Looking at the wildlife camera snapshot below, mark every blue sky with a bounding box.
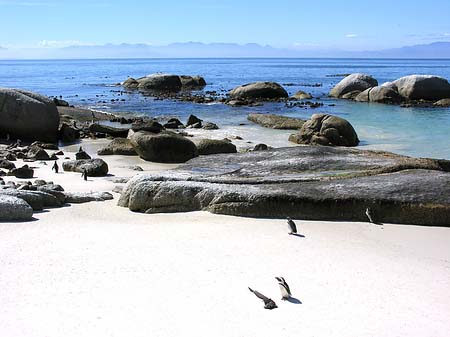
[1,0,450,50]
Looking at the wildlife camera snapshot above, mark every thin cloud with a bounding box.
[345,34,358,38]
[39,40,96,48]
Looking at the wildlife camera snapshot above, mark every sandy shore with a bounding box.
[1,139,450,337]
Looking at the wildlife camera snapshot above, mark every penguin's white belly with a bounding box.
[279,285,290,299]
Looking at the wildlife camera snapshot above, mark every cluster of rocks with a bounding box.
[93,114,235,163]
[118,146,450,226]
[120,75,328,109]
[330,73,450,105]
[0,178,113,221]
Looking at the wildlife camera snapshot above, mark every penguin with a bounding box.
[365,208,374,223]
[248,287,277,310]
[286,216,297,235]
[82,168,88,181]
[275,277,292,300]
[52,161,59,174]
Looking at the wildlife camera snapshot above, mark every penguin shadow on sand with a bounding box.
[289,233,305,238]
[286,296,302,304]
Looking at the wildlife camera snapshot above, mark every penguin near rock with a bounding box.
[275,277,292,300]
[365,208,374,223]
[286,216,297,235]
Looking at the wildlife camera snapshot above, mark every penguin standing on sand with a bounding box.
[275,277,292,300]
[82,168,88,181]
[52,161,59,174]
[286,216,297,235]
[365,208,374,223]
[248,287,277,310]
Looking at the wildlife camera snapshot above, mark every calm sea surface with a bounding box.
[1,58,450,159]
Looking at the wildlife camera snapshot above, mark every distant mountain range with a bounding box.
[1,41,450,59]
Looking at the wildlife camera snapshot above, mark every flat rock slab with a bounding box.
[119,146,450,226]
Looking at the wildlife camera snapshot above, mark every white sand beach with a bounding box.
[1,140,450,337]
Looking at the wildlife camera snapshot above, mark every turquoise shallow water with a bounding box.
[0,58,449,159]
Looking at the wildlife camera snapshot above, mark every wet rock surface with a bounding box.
[118,146,450,226]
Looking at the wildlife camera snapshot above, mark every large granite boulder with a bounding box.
[0,195,33,221]
[97,138,137,156]
[229,82,288,100]
[393,75,450,101]
[137,74,182,91]
[62,158,109,176]
[118,146,450,226]
[355,86,403,104]
[290,114,359,147]
[329,74,378,98]
[195,139,237,155]
[59,123,80,143]
[179,75,206,88]
[123,78,139,89]
[0,88,60,142]
[248,113,306,130]
[130,131,198,163]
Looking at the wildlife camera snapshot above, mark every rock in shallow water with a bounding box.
[329,73,378,98]
[248,113,306,130]
[118,146,450,226]
[393,75,450,101]
[229,82,288,100]
[290,114,359,147]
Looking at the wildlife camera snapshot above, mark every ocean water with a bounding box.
[1,58,450,159]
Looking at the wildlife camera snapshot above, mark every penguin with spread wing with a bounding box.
[248,287,278,310]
